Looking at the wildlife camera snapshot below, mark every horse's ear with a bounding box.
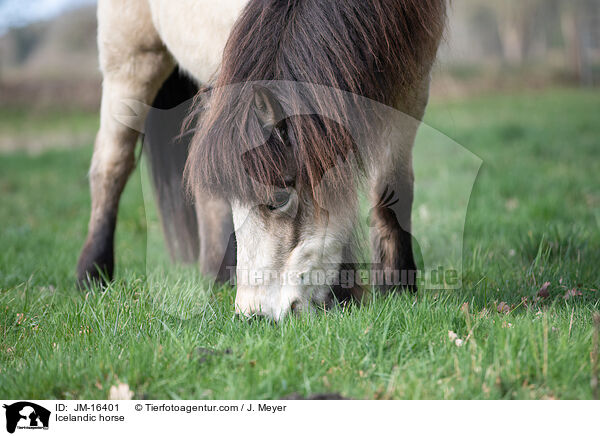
[252,85,284,129]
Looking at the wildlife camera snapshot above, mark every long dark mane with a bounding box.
[186,0,446,209]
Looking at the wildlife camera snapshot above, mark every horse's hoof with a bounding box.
[76,269,110,290]
[76,242,114,289]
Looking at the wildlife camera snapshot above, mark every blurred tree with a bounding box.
[560,0,600,85]
[468,0,545,64]
[459,0,599,84]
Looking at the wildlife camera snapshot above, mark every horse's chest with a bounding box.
[148,0,248,84]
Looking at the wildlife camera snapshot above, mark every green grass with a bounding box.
[1,88,599,399]
[0,107,99,154]
[0,107,98,136]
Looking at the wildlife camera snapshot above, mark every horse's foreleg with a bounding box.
[77,53,174,286]
[369,166,417,293]
[195,193,237,283]
[369,78,431,293]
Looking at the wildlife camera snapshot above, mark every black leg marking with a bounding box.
[76,214,116,288]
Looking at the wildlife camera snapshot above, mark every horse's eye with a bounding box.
[267,190,291,211]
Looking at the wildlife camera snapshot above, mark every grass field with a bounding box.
[1,88,599,400]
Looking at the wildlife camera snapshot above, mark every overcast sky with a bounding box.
[0,0,96,34]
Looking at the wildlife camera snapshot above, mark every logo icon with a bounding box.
[3,402,50,434]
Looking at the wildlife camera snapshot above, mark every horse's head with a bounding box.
[181,0,446,320]
[187,85,363,320]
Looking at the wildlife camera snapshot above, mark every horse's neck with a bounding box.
[147,0,248,84]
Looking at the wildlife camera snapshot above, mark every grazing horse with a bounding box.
[77,0,446,320]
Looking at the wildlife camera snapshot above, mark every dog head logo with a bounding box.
[3,402,50,434]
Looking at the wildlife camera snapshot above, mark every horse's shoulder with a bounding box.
[148,0,248,82]
[97,0,248,83]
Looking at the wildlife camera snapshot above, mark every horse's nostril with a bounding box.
[290,300,301,314]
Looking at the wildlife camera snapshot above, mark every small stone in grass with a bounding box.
[448,331,464,347]
[108,382,133,400]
